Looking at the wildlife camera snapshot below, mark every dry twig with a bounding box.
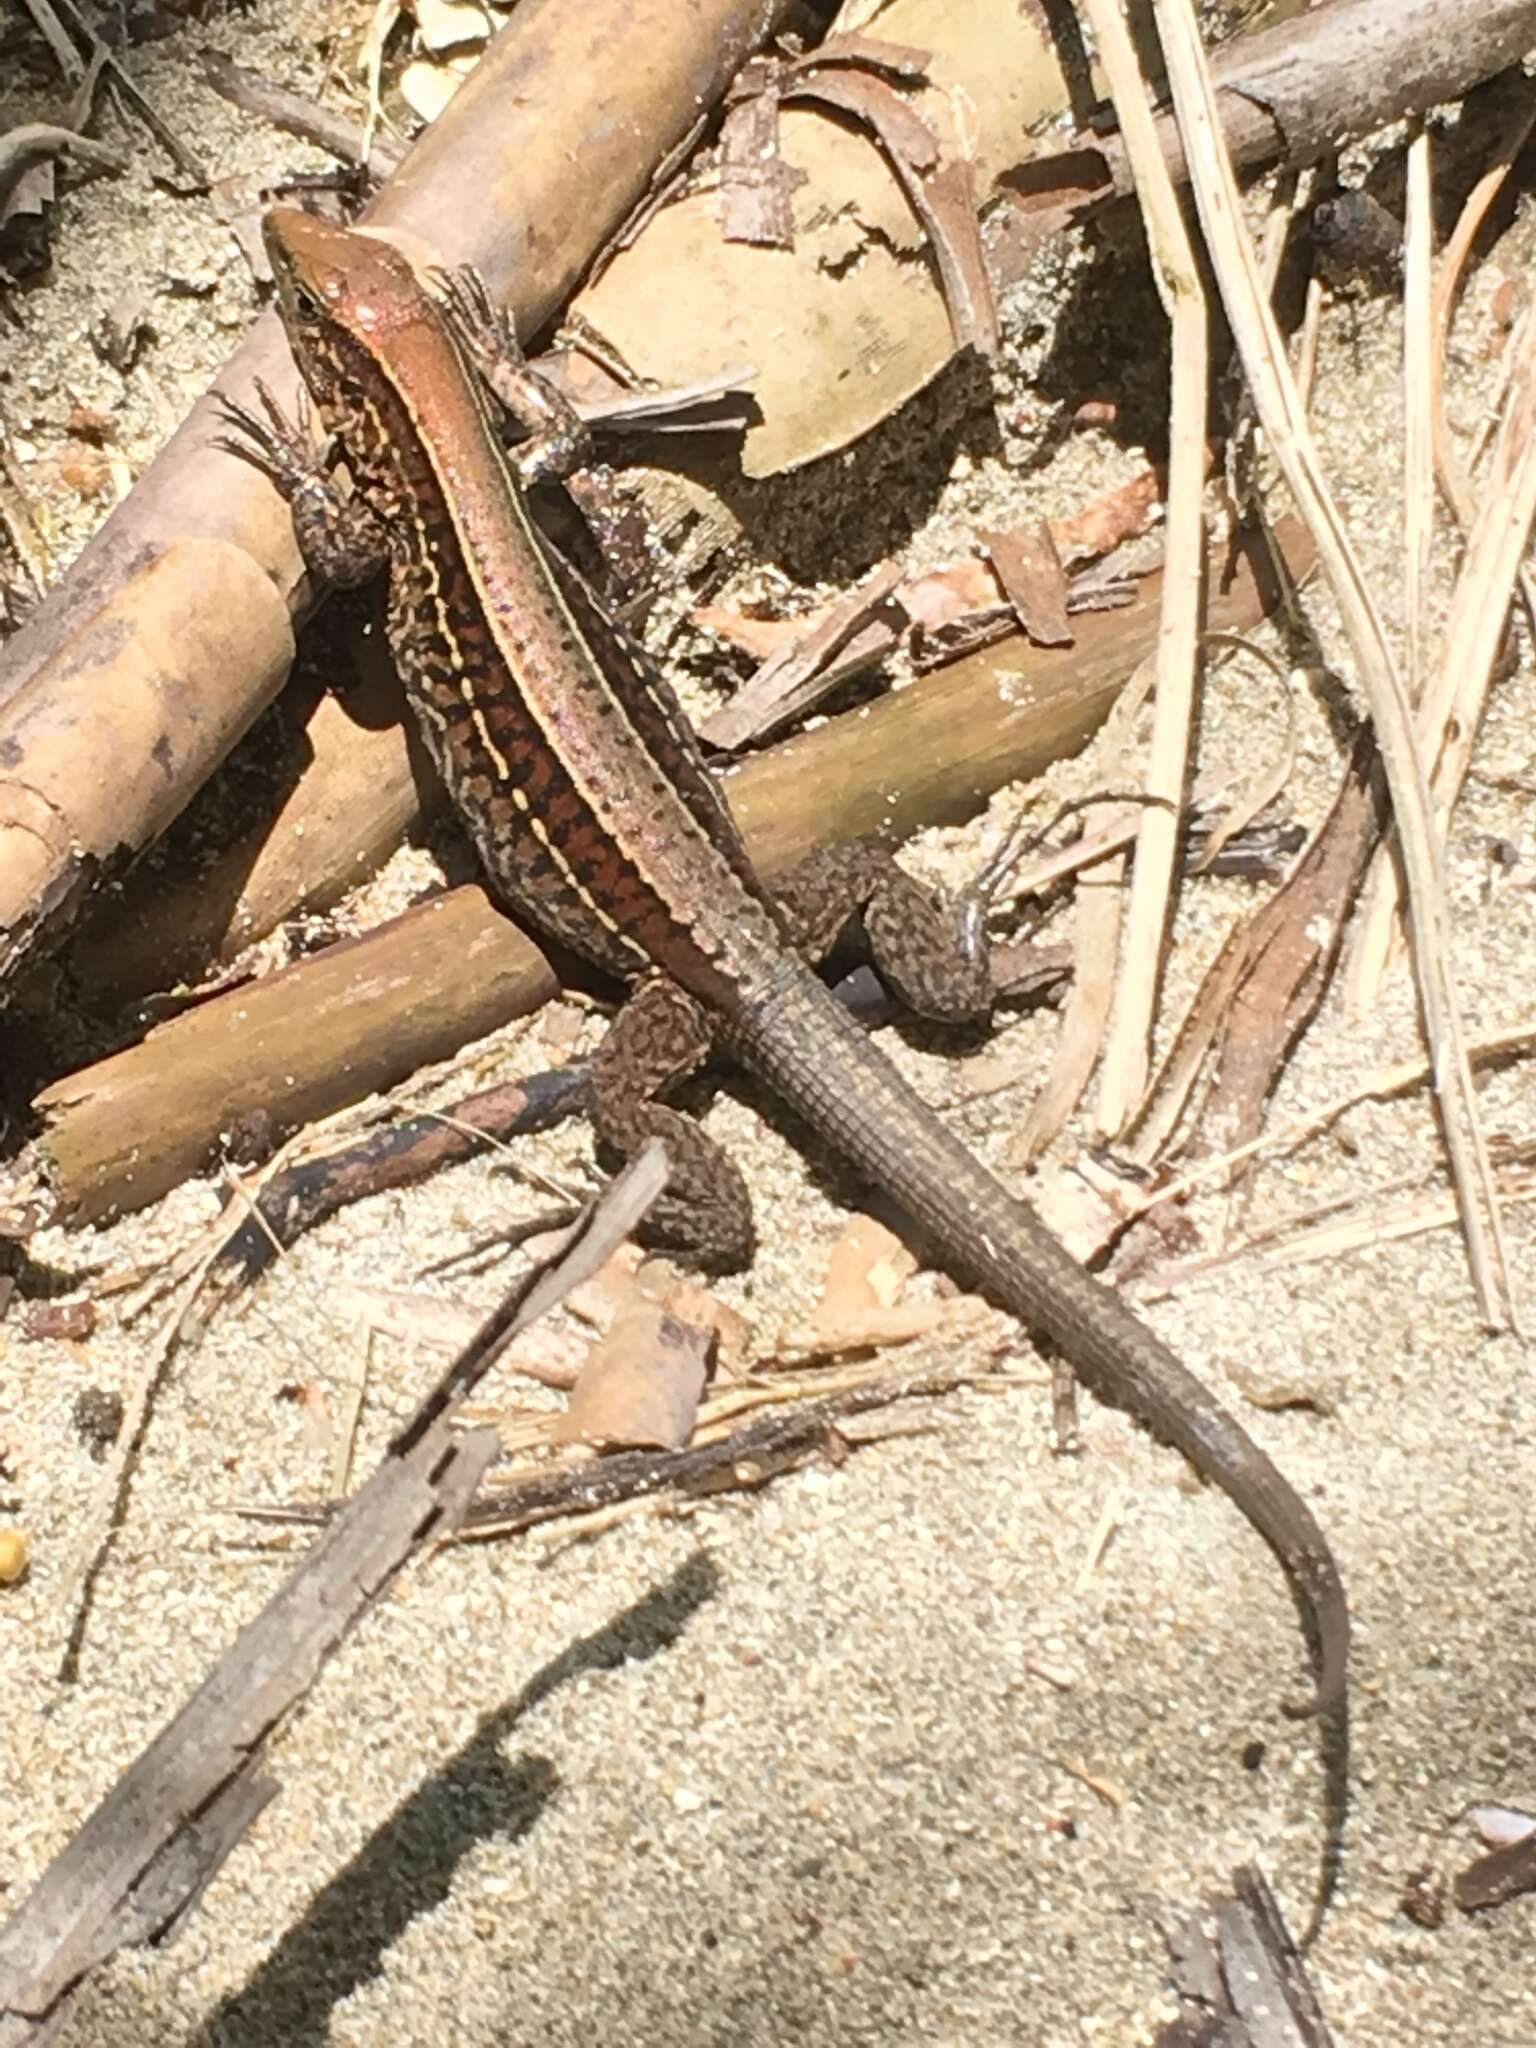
[1076,0,1208,1136]
[1351,276,1536,1011]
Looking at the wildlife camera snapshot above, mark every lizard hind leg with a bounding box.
[590,975,755,1266]
[773,838,994,1023]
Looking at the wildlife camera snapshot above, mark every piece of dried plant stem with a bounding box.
[1153,1152,1536,1294]
[1127,1012,1536,1227]
[1429,91,1536,574]
[1015,662,1153,1162]
[1353,295,1536,1011]
[1075,0,1208,1135]
[1151,0,1515,1330]
[1294,268,1325,410]
[1346,128,1440,1007]
[1350,100,1536,1004]
[1403,130,1435,698]
[1337,130,1435,1006]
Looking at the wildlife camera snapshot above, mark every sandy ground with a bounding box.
[3,8,1535,2045]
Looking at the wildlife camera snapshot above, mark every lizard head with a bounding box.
[262,206,436,417]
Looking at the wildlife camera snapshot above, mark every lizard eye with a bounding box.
[290,284,321,325]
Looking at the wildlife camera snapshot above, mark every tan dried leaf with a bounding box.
[555,1301,712,1451]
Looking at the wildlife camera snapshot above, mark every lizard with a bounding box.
[218,205,1350,1936]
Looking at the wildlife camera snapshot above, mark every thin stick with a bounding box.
[1125,1013,1536,1227]
[1402,129,1435,705]
[333,1322,374,1500]
[1353,238,1536,1007]
[1151,0,1514,1329]
[15,0,80,79]
[1078,0,1208,1135]
[1345,126,1444,1010]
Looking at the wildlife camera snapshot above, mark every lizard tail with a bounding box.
[727,961,1349,1940]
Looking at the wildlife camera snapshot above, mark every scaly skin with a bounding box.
[235,206,1349,1936]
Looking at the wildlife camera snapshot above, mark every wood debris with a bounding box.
[1159,1865,1336,2046]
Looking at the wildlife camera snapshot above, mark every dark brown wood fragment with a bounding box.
[982,521,1072,648]
[20,1298,95,1341]
[1455,1829,1536,1913]
[699,562,905,749]
[1172,730,1390,1175]
[241,1351,982,1545]
[177,1063,590,1344]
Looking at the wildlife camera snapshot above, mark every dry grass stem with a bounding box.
[1429,92,1536,579]
[357,0,401,162]
[1149,1147,1536,1294]
[1256,172,1296,296]
[1189,633,1298,870]
[1351,292,1536,1011]
[1118,915,1247,1168]
[1294,267,1325,409]
[332,1321,374,1499]
[1334,129,1435,1008]
[1151,0,1514,1329]
[1015,660,1152,1162]
[1124,1013,1536,1226]
[1402,130,1436,697]
[53,1241,235,1675]
[1053,1757,1128,1808]
[1074,1483,1128,1590]
[1077,0,1208,1137]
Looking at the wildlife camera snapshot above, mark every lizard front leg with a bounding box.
[590,975,755,1266]
[431,265,592,484]
[213,379,390,589]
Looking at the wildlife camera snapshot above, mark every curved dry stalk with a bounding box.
[1150,0,1516,1330]
[1190,632,1299,871]
[1074,0,1208,1137]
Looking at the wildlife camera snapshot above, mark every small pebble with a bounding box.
[0,1528,29,1585]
